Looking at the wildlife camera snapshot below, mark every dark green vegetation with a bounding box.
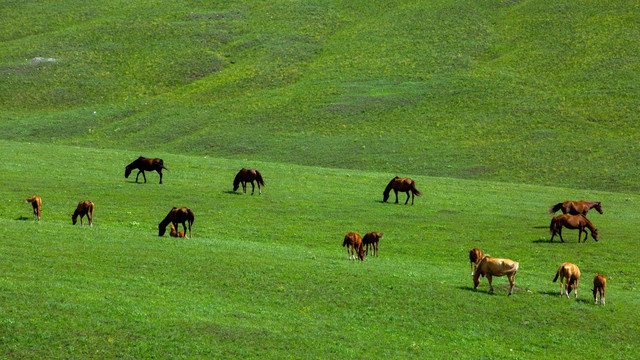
[1,0,639,358]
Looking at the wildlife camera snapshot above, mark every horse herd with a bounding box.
[466,200,607,305]
[24,157,608,304]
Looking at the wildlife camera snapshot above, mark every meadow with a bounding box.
[1,0,640,358]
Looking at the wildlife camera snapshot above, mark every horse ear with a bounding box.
[379,232,384,238]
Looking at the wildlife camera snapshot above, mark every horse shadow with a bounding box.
[532,238,559,244]
[223,190,243,196]
[15,216,31,221]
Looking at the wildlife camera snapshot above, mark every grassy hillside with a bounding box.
[1,141,639,358]
[1,0,639,192]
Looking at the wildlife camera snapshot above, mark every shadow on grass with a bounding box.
[532,238,562,244]
[223,190,242,196]
[15,216,31,221]
[532,226,548,229]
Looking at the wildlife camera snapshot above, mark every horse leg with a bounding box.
[135,170,142,183]
[394,190,399,204]
[374,242,378,257]
[158,169,163,184]
[487,275,494,294]
[250,181,255,195]
[405,191,410,205]
[558,228,565,243]
[242,181,247,194]
[258,182,262,195]
[508,274,515,296]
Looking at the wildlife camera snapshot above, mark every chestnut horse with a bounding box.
[25,195,42,221]
[159,207,194,238]
[382,176,422,205]
[473,256,519,296]
[170,224,186,238]
[342,232,365,261]
[233,168,265,195]
[592,274,607,306]
[549,214,598,243]
[549,200,602,216]
[125,157,168,184]
[362,232,384,257]
[469,247,483,275]
[553,262,581,298]
[72,200,94,226]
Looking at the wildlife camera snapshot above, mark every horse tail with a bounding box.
[549,216,558,235]
[553,267,561,282]
[548,203,563,215]
[187,208,195,238]
[342,234,350,247]
[255,170,265,187]
[410,181,423,197]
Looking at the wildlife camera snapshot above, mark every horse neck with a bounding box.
[383,179,395,195]
[159,213,173,227]
[581,216,595,230]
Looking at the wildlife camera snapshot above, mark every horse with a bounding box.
[592,274,607,306]
[362,232,384,257]
[469,247,483,276]
[342,232,365,261]
[159,207,194,238]
[473,256,519,296]
[548,200,603,216]
[549,214,598,243]
[72,200,94,227]
[382,176,422,205]
[25,195,42,221]
[553,262,581,298]
[125,157,168,184]
[233,168,265,195]
[170,224,186,238]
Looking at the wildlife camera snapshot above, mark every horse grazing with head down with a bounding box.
[549,214,598,243]
[592,274,607,306]
[342,232,365,261]
[125,157,168,184]
[362,232,384,257]
[233,168,265,195]
[25,195,42,221]
[469,247,483,276]
[170,224,186,238]
[382,176,422,205]
[72,200,94,227]
[159,207,194,238]
[553,262,581,298]
[548,200,602,216]
[473,256,519,296]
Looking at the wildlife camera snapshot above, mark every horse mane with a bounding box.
[383,177,399,195]
[159,207,177,227]
[233,170,244,191]
[548,202,563,214]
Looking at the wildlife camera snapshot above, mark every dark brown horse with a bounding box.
[159,207,194,238]
[549,214,598,243]
[25,195,42,221]
[233,168,265,195]
[362,232,384,257]
[549,200,602,216]
[72,200,94,227]
[125,157,168,184]
[382,176,422,205]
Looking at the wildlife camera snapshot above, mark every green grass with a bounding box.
[0,141,638,358]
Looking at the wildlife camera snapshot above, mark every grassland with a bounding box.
[2,0,640,358]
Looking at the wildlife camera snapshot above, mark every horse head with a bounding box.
[72,213,78,225]
[158,223,167,236]
[595,202,603,214]
[382,191,390,202]
[592,228,599,241]
[125,166,132,178]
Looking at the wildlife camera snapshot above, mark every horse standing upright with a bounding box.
[125,157,168,184]
[592,274,607,306]
[549,200,603,216]
[382,176,422,205]
[72,200,95,227]
[233,168,265,195]
[159,207,194,238]
[549,214,598,243]
[473,256,519,296]
[362,232,384,257]
[553,262,581,298]
[25,195,42,221]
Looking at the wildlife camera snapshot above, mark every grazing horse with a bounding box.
[342,232,365,261]
[170,224,186,238]
[473,256,519,296]
[233,168,265,195]
[469,247,483,276]
[382,176,422,205]
[592,274,607,306]
[125,157,168,184]
[362,232,384,257]
[72,200,94,227]
[549,214,598,243]
[159,207,194,238]
[25,195,42,221]
[553,262,581,298]
[548,200,603,216]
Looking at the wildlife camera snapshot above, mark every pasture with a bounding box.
[1,141,638,358]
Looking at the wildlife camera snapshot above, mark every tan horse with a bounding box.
[342,232,365,261]
[549,200,602,216]
[469,247,483,275]
[382,176,422,205]
[170,224,186,238]
[549,214,598,243]
[25,195,42,221]
[72,200,95,226]
[592,274,607,306]
[473,256,519,296]
[553,262,581,298]
[362,232,384,257]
